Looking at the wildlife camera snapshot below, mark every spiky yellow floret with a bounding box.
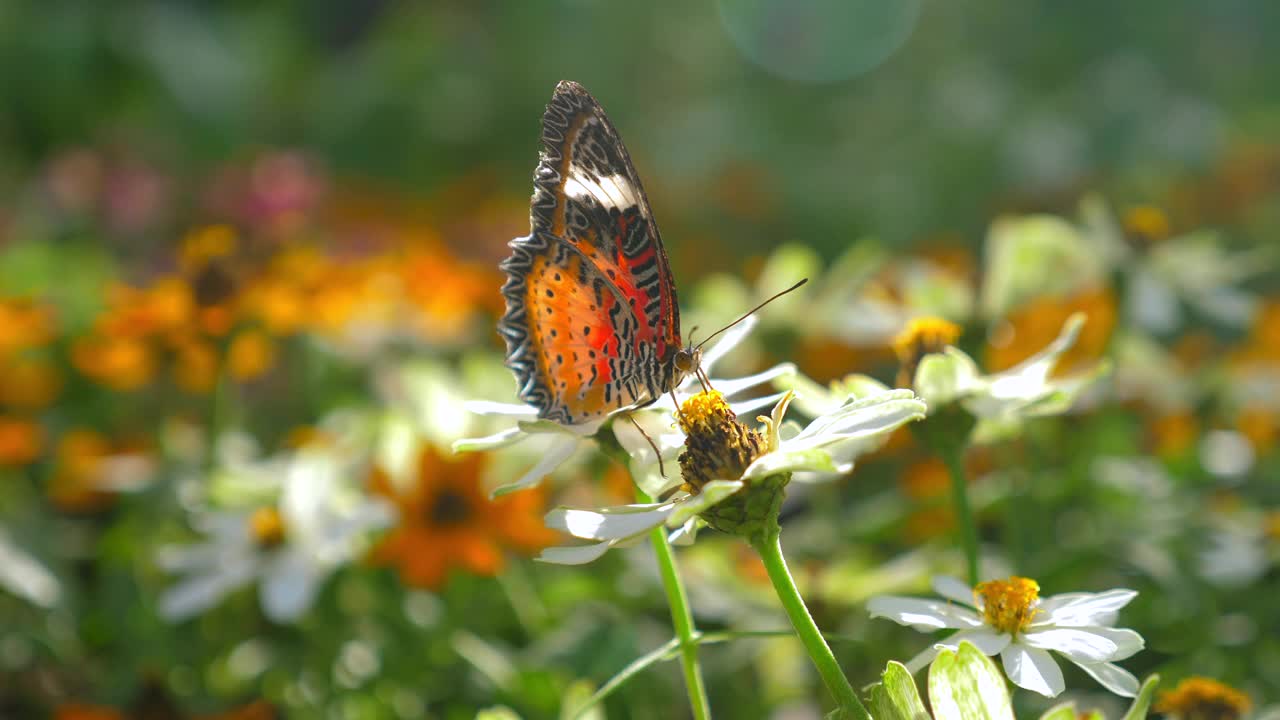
[975,576,1041,635]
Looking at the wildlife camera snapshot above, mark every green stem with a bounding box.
[941,447,980,586]
[752,531,870,720]
[637,488,712,720]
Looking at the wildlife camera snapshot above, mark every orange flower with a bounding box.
[243,276,308,335]
[0,416,44,466]
[0,355,63,409]
[100,278,194,338]
[228,329,276,381]
[0,299,58,355]
[72,334,156,391]
[49,430,153,513]
[170,335,220,394]
[1148,412,1199,460]
[1155,676,1250,720]
[369,446,558,588]
[179,224,238,275]
[986,287,1116,374]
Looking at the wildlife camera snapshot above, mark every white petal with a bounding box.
[464,400,538,417]
[158,557,257,621]
[1031,626,1144,662]
[452,426,526,453]
[1020,627,1121,663]
[537,541,613,565]
[0,530,60,608]
[261,551,323,622]
[933,628,1011,657]
[1000,643,1065,697]
[866,596,984,631]
[491,435,580,496]
[905,644,943,673]
[1065,659,1140,697]
[666,481,744,527]
[729,390,792,418]
[545,504,672,541]
[667,518,700,546]
[1036,589,1137,627]
[932,576,976,608]
[713,364,795,400]
[697,315,758,372]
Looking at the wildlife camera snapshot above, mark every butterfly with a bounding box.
[498,81,702,426]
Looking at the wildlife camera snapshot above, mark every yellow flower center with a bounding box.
[892,316,962,388]
[1123,204,1171,244]
[249,507,287,548]
[1155,676,1251,720]
[676,391,765,494]
[974,576,1041,635]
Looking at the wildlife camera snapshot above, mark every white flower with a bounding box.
[0,526,60,608]
[538,388,926,564]
[868,575,1144,698]
[453,315,792,496]
[911,314,1107,441]
[158,449,393,622]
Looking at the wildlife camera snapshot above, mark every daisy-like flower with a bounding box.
[157,448,392,622]
[539,387,926,563]
[867,575,1144,698]
[898,313,1107,442]
[368,445,558,588]
[1154,676,1252,720]
[453,315,793,496]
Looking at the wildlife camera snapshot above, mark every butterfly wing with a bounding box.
[500,81,682,425]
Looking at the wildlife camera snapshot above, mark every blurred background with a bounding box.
[1,1,1278,718]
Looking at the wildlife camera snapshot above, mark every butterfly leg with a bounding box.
[626,413,667,478]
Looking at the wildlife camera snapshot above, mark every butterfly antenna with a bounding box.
[693,278,809,352]
[627,413,667,479]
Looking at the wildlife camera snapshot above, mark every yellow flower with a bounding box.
[1155,676,1251,720]
[369,445,558,588]
[0,416,44,467]
[243,276,308,335]
[179,224,239,275]
[893,316,963,388]
[228,329,276,381]
[1123,204,1172,244]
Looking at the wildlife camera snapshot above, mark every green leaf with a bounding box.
[927,641,1014,720]
[1120,674,1160,720]
[1037,703,1079,720]
[476,706,523,720]
[869,661,932,720]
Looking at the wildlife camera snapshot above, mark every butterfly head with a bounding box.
[672,344,702,380]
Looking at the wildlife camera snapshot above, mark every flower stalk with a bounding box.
[752,528,870,720]
[641,486,712,720]
[940,445,979,587]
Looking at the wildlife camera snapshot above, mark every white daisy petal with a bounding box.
[698,315,757,371]
[932,576,977,607]
[866,596,985,631]
[1000,643,1065,697]
[666,481,744,528]
[1036,589,1138,627]
[1020,627,1122,663]
[537,541,614,565]
[544,505,673,541]
[905,644,945,673]
[1066,659,1140,698]
[491,435,580,496]
[261,551,323,623]
[452,426,526,453]
[463,400,539,417]
[712,364,796,399]
[933,627,1011,657]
